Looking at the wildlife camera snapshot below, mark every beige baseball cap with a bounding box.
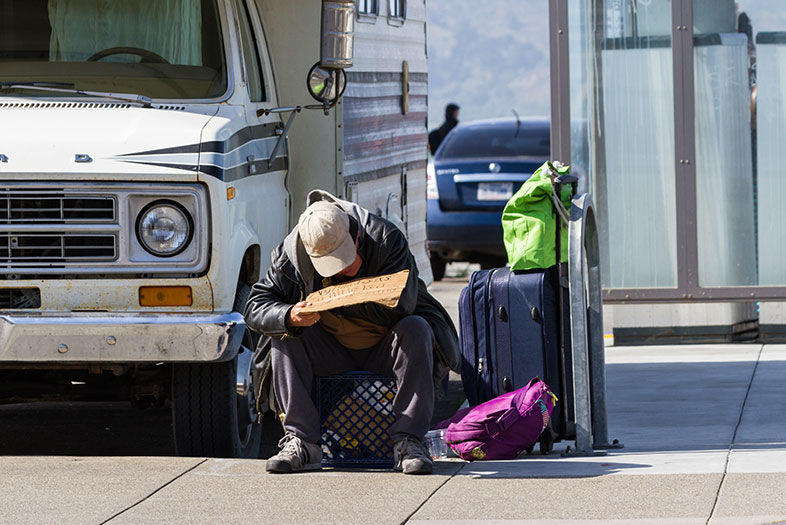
[297,201,357,277]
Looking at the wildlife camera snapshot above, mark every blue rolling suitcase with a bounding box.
[458,266,574,443]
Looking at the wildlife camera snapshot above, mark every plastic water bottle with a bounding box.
[424,429,449,459]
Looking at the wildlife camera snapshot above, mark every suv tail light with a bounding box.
[426,163,439,200]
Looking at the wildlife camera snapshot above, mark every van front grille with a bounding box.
[0,233,116,266]
[0,191,115,224]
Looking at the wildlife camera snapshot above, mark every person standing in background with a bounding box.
[428,103,460,154]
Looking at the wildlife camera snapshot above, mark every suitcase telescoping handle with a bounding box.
[547,161,577,435]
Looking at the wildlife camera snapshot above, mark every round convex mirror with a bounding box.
[306,62,347,106]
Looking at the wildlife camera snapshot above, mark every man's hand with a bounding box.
[287,301,321,327]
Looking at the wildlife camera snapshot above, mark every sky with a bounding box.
[426,1,551,130]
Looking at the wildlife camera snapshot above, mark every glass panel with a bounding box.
[756,11,786,285]
[571,0,678,288]
[692,0,757,286]
[389,0,405,19]
[0,0,227,100]
[235,0,264,102]
[721,1,786,286]
[692,0,786,287]
[357,0,378,15]
[568,1,592,198]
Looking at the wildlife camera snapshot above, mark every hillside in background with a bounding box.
[426,0,550,130]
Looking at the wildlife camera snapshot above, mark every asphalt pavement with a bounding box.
[2,272,786,524]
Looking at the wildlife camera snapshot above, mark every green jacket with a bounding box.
[502,162,572,270]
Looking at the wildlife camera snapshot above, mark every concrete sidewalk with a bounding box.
[2,344,786,524]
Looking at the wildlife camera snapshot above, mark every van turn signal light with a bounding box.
[139,286,193,307]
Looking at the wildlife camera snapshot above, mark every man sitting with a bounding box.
[244,190,459,475]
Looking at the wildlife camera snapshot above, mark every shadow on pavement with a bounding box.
[456,459,650,478]
[0,401,175,456]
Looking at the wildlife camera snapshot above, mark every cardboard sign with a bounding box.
[298,270,410,313]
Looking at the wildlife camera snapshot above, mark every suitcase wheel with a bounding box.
[539,423,555,455]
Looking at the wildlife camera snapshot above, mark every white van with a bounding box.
[0,0,429,458]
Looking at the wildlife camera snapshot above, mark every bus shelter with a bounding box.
[549,0,786,341]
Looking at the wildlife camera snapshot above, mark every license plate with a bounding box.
[477,182,513,201]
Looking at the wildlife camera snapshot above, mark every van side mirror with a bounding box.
[308,1,353,108]
[307,63,347,106]
[320,0,355,69]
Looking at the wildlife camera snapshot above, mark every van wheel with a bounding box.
[171,284,262,458]
[430,253,446,281]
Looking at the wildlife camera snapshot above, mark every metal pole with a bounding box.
[568,195,593,455]
[267,109,300,169]
[587,204,609,447]
[549,0,573,443]
[549,0,571,164]
[568,194,622,454]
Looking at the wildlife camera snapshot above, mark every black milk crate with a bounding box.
[315,372,397,468]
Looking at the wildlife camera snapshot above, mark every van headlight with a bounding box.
[136,201,193,257]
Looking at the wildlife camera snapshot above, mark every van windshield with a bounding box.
[0,0,227,100]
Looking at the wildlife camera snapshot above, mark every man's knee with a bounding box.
[391,316,434,364]
[393,315,433,341]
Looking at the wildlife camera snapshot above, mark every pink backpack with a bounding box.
[438,378,557,460]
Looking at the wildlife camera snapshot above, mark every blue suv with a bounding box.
[427,117,550,280]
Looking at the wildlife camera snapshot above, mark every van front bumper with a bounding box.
[0,313,245,363]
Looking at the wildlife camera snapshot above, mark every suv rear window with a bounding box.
[438,124,550,159]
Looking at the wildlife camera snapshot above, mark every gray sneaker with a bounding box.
[393,435,433,475]
[266,433,322,473]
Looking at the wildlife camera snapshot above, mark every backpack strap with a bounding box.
[483,407,520,438]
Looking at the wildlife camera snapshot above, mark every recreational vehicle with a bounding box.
[0,0,428,458]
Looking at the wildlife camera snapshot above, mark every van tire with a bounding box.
[171,284,262,458]
[430,253,446,281]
